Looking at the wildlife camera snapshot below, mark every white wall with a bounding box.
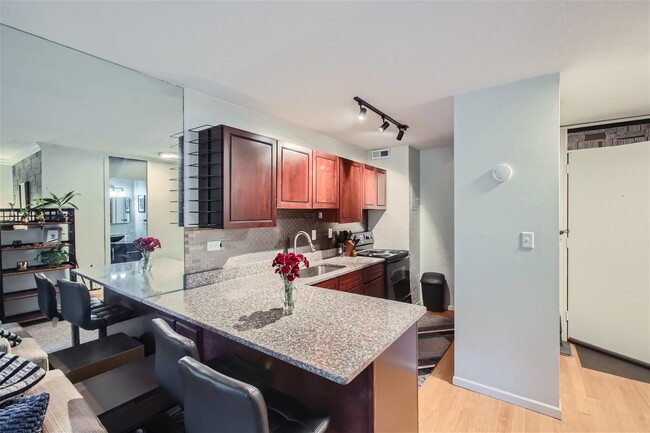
[40,144,106,268]
[420,146,455,308]
[147,160,184,261]
[453,74,561,417]
[0,163,13,206]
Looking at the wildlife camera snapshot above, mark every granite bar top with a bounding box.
[72,258,185,301]
[144,256,426,385]
[74,256,426,385]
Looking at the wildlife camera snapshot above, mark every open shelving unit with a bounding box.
[0,208,77,323]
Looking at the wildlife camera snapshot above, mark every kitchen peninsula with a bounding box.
[73,256,425,432]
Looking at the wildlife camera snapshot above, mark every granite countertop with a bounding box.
[143,256,426,385]
[72,258,185,301]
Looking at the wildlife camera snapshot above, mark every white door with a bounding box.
[567,141,650,364]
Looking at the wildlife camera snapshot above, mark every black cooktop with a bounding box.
[356,249,409,260]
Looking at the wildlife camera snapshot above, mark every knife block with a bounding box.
[344,240,357,257]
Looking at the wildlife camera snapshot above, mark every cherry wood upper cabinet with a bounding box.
[376,168,387,208]
[197,125,276,229]
[338,158,363,223]
[277,142,312,209]
[312,151,339,209]
[363,165,378,209]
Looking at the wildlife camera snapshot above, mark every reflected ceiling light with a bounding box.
[353,96,408,141]
[159,152,180,160]
[358,105,367,120]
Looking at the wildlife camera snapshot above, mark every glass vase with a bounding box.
[283,279,295,314]
[141,252,152,272]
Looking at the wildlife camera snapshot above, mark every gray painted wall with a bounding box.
[453,74,561,417]
[420,146,454,308]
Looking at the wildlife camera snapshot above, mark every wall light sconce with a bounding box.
[492,164,513,182]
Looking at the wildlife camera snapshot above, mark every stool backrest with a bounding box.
[151,318,200,406]
[178,356,269,433]
[57,279,92,328]
[34,273,59,320]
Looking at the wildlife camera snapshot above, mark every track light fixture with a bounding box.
[353,96,408,141]
[358,104,367,120]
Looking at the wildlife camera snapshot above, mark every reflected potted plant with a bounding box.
[41,190,80,221]
[35,245,69,268]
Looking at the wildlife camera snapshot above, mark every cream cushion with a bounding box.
[26,369,107,433]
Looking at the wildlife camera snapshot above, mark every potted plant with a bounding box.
[19,204,31,223]
[35,245,69,268]
[133,237,161,271]
[41,190,80,221]
[31,198,46,222]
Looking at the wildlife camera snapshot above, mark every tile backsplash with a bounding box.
[184,209,366,274]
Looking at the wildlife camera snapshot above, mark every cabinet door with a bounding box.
[339,269,364,292]
[314,277,339,291]
[277,142,312,209]
[175,320,202,354]
[313,151,339,209]
[338,159,363,223]
[223,126,277,228]
[376,169,387,208]
[363,165,378,209]
[364,277,385,298]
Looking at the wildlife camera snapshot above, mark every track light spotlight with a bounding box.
[358,105,367,120]
[353,96,408,139]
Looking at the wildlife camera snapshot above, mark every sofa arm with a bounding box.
[0,337,11,353]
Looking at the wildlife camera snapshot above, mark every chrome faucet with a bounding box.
[293,231,316,254]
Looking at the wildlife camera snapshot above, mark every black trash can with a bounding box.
[421,272,445,312]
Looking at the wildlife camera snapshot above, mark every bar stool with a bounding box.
[179,356,330,433]
[151,318,267,408]
[34,273,103,322]
[57,279,133,346]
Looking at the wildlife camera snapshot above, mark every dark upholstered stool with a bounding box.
[58,279,133,346]
[151,318,266,408]
[34,273,103,321]
[179,356,330,433]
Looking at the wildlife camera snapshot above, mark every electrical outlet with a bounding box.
[207,241,223,251]
[311,230,317,241]
[328,228,333,239]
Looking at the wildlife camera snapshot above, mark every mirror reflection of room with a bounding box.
[109,157,148,263]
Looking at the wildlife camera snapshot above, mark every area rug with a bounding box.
[575,344,650,384]
[417,313,454,387]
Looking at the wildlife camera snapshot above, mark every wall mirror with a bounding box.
[0,24,184,274]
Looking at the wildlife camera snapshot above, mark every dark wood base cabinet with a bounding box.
[315,263,385,298]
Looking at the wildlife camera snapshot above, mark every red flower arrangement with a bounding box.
[133,237,162,253]
[272,252,309,282]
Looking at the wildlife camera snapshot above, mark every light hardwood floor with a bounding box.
[418,343,650,432]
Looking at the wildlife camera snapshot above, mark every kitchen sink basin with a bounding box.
[301,264,345,278]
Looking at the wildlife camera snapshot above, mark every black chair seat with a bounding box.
[261,386,330,433]
[88,303,133,330]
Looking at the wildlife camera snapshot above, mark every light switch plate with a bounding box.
[520,232,534,249]
[311,230,317,241]
[207,240,223,251]
[328,228,333,239]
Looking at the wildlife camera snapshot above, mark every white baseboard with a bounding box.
[447,304,455,311]
[452,376,561,419]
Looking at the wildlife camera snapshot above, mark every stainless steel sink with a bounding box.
[301,264,345,278]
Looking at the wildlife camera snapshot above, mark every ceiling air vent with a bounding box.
[371,148,390,160]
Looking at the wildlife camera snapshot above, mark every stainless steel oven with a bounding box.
[353,231,412,303]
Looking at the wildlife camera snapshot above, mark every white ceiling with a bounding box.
[1,1,648,150]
